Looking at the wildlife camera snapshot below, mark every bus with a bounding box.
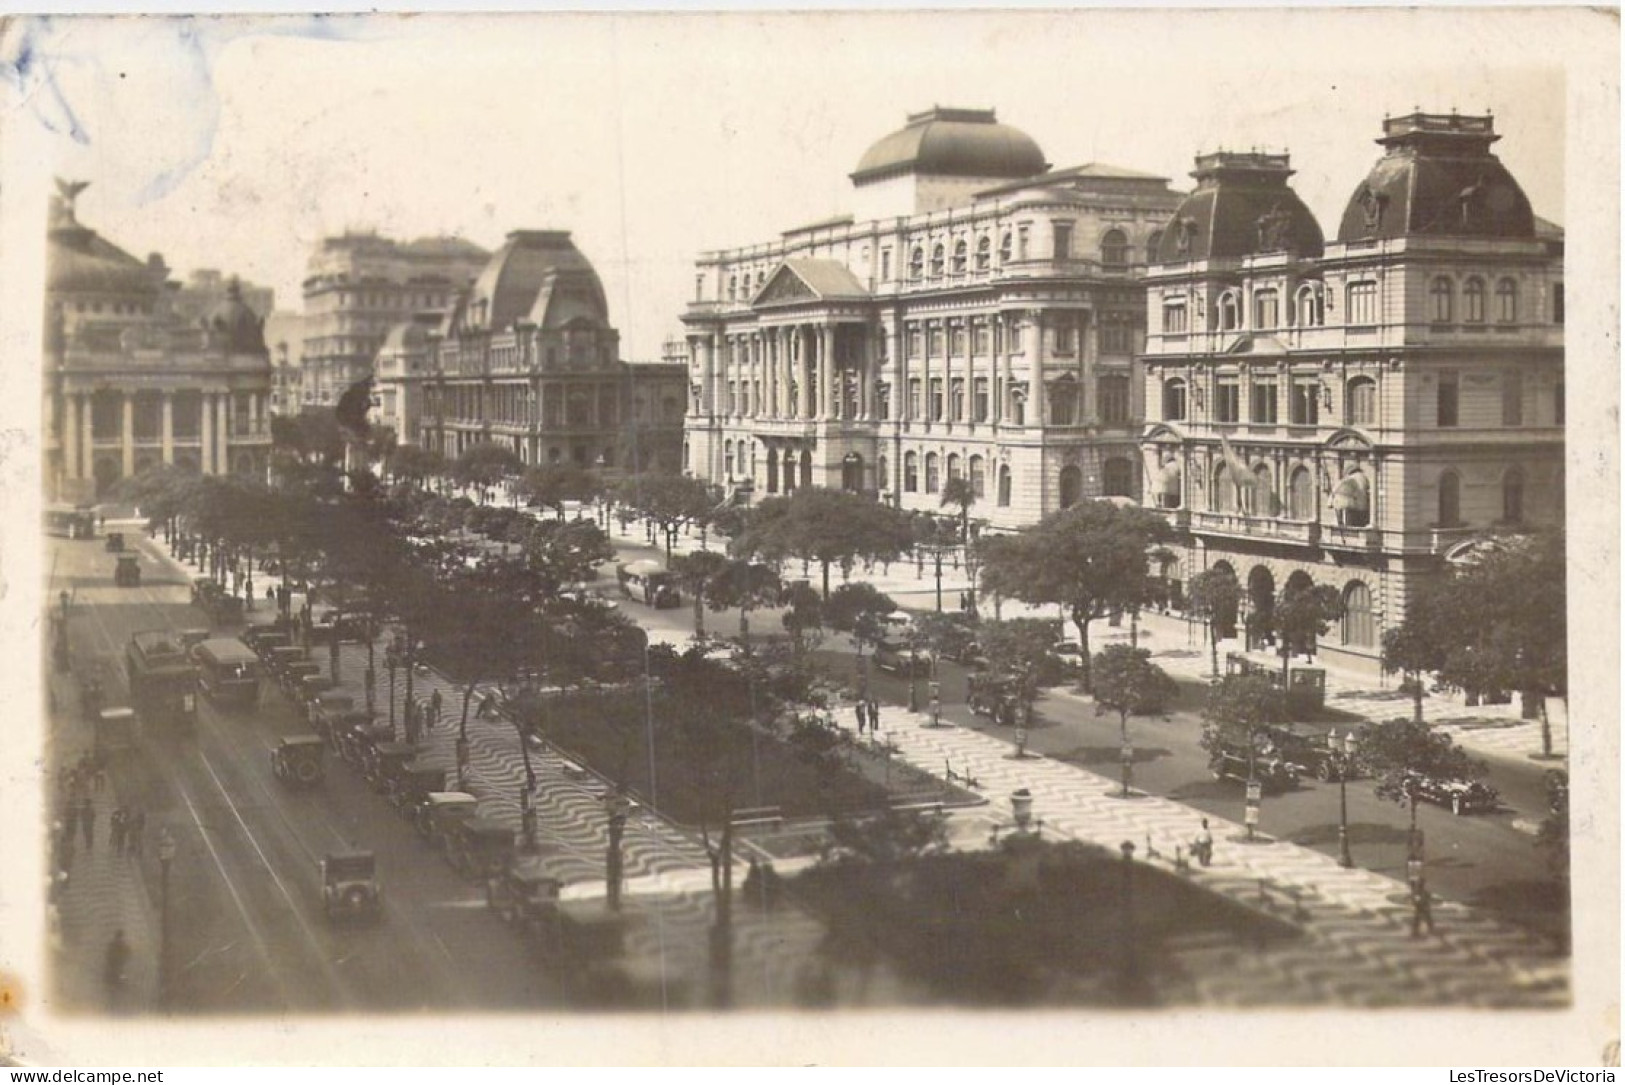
[126,630,199,730]
[45,504,97,540]
[615,560,681,609]
[193,637,262,709]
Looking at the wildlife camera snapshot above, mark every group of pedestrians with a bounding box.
[854,697,883,737]
[406,688,444,732]
[53,753,146,868]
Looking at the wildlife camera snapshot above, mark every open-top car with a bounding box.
[418,791,479,844]
[446,816,516,880]
[320,851,382,923]
[271,734,326,788]
[1405,771,1500,816]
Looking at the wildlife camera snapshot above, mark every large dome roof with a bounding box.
[47,213,164,298]
[1336,112,1535,242]
[463,230,609,333]
[202,279,267,355]
[851,107,1048,185]
[1155,152,1324,264]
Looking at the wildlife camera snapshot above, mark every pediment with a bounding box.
[754,265,818,305]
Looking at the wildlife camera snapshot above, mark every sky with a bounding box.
[0,10,1589,361]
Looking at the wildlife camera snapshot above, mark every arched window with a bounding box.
[904,452,919,493]
[1288,466,1315,520]
[1342,581,1374,647]
[756,271,765,292]
[925,452,941,494]
[1334,471,1370,528]
[909,247,925,280]
[1346,377,1377,426]
[969,455,986,498]
[975,236,991,271]
[1101,229,1129,267]
[997,464,1012,507]
[952,240,968,274]
[1438,470,1461,526]
[1496,278,1519,323]
[1163,378,1187,421]
[1294,283,1324,327]
[1103,457,1134,497]
[1146,231,1163,264]
[947,453,962,481]
[1212,463,1236,513]
[1430,277,1454,323]
[1059,465,1083,508]
[1250,462,1275,516]
[1218,291,1240,331]
[1463,277,1486,323]
[1502,467,1525,523]
[999,232,1014,264]
[930,244,946,278]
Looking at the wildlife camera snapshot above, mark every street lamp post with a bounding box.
[157,828,177,1010]
[1333,750,1354,868]
[386,649,398,736]
[605,792,631,912]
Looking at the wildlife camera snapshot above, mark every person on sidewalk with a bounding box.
[868,700,881,732]
[1195,818,1214,867]
[1411,879,1437,937]
[79,796,95,852]
[855,700,868,735]
[430,688,443,724]
[110,807,127,856]
[128,807,146,858]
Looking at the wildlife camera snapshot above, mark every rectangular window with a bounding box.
[1055,325,1075,354]
[972,324,989,355]
[1162,302,1188,334]
[909,378,923,420]
[928,327,943,356]
[880,248,892,281]
[1100,322,1131,354]
[1254,290,1279,330]
[1251,380,1279,424]
[973,377,990,423]
[1010,321,1024,352]
[929,378,945,422]
[1502,370,1523,426]
[1017,225,1030,260]
[1289,380,1320,426]
[950,326,966,356]
[1437,370,1459,427]
[950,378,966,421]
[1053,223,1073,261]
[1346,281,1379,326]
[907,328,922,359]
[1098,375,1130,424]
[1214,378,1240,423]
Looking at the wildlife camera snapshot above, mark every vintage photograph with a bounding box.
[0,7,1617,1067]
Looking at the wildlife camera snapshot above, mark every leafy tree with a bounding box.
[705,559,783,647]
[615,473,715,565]
[939,476,976,545]
[1268,582,1344,686]
[742,489,913,600]
[1381,600,1447,724]
[977,501,1171,693]
[1199,674,1285,759]
[824,582,897,656]
[387,444,446,491]
[780,580,825,654]
[1186,566,1241,678]
[271,409,346,469]
[452,442,522,504]
[515,461,598,520]
[1091,644,1178,739]
[1537,769,1569,886]
[1356,717,1488,836]
[976,618,1057,726]
[670,549,733,637]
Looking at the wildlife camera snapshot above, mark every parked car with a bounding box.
[1207,738,1301,793]
[967,672,1022,725]
[446,817,517,881]
[320,851,382,923]
[418,791,480,844]
[1264,724,1368,782]
[1404,771,1500,816]
[873,637,930,676]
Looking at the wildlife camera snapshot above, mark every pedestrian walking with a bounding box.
[92,763,107,794]
[855,699,868,735]
[110,807,128,856]
[79,796,95,852]
[1411,880,1436,937]
[430,688,442,723]
[868,699,881,731]
[1195,818,1214,867]
[127,807,146,858]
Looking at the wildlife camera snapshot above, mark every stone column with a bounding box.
[249,390,260,435]
[64,394,80,480]
[120,394,135,479]
[1030,312,1045,427]
[161,393,175,466]
[820,325,835,421]
[217,393,230,473]
[201,393,214,475]
[80,395,94,483]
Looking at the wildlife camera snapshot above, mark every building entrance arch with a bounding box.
[1059,465,1083,508]
[1247,565,1276,649]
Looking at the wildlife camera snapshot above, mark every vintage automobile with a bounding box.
[366,741,419,793]
[418,791,480,843]
[486,857,565,925]
[271,734,326,788]
[93,706,139,758]
[295,674,338,718]
[342,720,397,771]
[967,672,1022,725]
[279,660,324,698]
[445,816,516,880]
[113,555,142,588]
[389,761,448,816]
[1405,771,1500,816]
[873,637,930,676]
[308,692,359,741]
[320,851,382,923]
[1207,738,1301,793]
[265,645,308,682]
[243,628,291,661]
[1264,724,1368,782]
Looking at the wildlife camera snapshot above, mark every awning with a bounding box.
[1331,472,1370,512]
[1157,463,1183,496]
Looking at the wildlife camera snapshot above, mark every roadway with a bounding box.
[50,531,561,1013]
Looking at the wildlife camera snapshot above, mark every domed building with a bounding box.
[376,229,686,471]
[682,107,1183,525]
[1138,112,1563,673]
[44,182,275,500]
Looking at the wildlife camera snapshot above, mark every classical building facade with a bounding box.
[1139,113,1564,672]
[44,184,275,502]
[299,231,488,408]
[377,229,685,470]
[681,107,1184,528]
